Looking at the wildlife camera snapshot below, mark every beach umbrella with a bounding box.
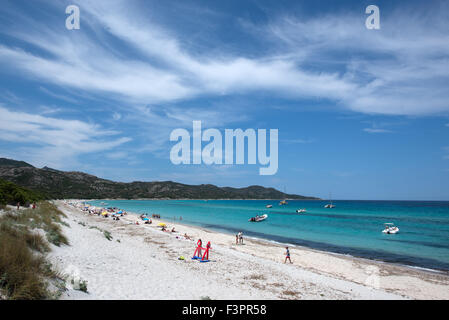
[118,210,123,214]
[158,222,166,227]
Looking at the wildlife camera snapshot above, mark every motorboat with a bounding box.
[382,223,399,234]
[296,209,306,213]
[249,214,268,222]
[266,204,273,208]
[279,200,287,205]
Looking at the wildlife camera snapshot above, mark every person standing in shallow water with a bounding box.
[284,246,292,264]
[235,234,239,245]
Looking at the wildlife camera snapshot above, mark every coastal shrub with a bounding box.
[24,231,50,253]
[103,230,112,241]
[0,201,69,299]
[46,228,68,247]
[0,223,49,299]
[5,202,69,247]
[0,222,49,253]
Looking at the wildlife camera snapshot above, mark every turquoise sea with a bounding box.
[87,199,449,272]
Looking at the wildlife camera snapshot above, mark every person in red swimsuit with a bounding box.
[284,246,292,264]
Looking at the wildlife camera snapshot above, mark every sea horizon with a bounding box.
[83,198,449,202]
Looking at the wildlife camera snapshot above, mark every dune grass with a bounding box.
[0,201,68,299]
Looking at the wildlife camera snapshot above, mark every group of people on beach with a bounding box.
[139,214,153,224]
[15,202,36,210]
[234,230,292,263]
[72,201,293,264]
[161,225,177,233]
[235,232,244,245]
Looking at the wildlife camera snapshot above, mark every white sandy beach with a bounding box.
[50,200,449,300]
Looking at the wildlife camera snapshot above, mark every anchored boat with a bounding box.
[382,223,399,234]
[324,192,335,208]
[249,214,268,222]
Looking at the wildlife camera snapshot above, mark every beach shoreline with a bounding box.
[51,200,449,300]
[86,199,449,275]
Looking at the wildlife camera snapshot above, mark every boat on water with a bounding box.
[249,214,268,222]
[279,186,288,205]
[266,204,273,208]
[296,209,306,213]
[382,223,399,234]
[324,192,335,208]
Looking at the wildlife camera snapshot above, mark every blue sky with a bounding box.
[0,0,448,200]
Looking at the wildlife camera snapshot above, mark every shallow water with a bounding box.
[87,199,449,272]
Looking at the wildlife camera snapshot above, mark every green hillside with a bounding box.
[0,158,320,200]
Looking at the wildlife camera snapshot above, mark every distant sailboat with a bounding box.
[279,186,288,205]
[324,193,335,208]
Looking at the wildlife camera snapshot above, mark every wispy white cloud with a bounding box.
[261,6,449,115]
[105,151,128,160]
[0,0,356,109]
[363,128,392,134]
[112,112,122,121]
[0,0,447,173]
[362,119,403,134]
[39,86,79,104]
[1,90,24,105]
[1,0,446,119]
[38,105,63,115]
[0,105,131,168]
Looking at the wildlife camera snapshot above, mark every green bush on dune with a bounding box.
[0,201,69,299]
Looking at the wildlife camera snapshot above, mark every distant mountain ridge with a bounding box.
[0,158,320,200]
